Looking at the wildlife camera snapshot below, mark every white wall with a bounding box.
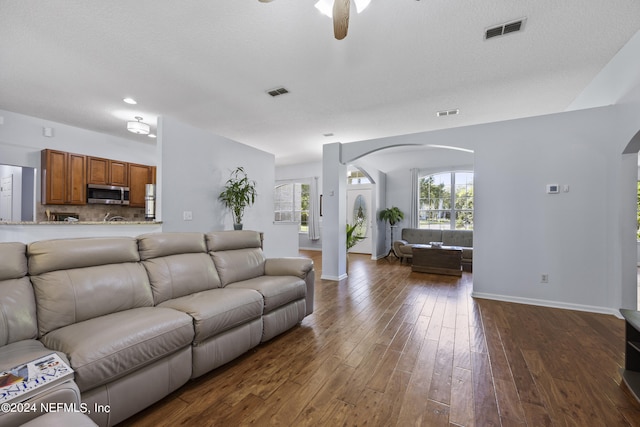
[368,168,387,259]
[472,106,638,315]
[158,116,297,257]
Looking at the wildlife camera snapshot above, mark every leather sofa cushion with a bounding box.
[401,228,442,244]
[442,229,473,248]
[40,307,194,392]
[0,277,38,346]
[28,237,140,276]
[143,253,222,305]
[0,242,27,280]
[137,232,207,260]
[159,288,263,344]
[210,248,266,286]
[227,276,306,314]
[31,263,153,336]
[206,230,262,252]
[0,242,37,345]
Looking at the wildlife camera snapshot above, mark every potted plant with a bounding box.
[346,221,366,251]
[379,206,404,257]
[218,166,257,230]
[346,221,366,273]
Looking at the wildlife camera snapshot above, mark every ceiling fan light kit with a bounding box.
[260,0,370,40]
[314,0,370,17]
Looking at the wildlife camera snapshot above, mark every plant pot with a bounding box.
[233,223,243,230]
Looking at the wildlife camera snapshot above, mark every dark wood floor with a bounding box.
[121,252,640,426]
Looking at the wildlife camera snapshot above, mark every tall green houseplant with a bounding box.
[218,166,257,230]
[379,206,404,257]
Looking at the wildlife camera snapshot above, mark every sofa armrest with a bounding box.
[265,257,313,278]
[392,239,411,257]
[265,258,315,316]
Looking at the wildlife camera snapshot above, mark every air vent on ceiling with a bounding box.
[436,109,459,117]
[485,18,526,40]
[267,87,289,97]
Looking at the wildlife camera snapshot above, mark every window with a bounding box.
[348,170,371,185]
[418,171,473,230]
[274,182,310,232]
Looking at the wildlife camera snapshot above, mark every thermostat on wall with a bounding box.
[546,184,559,194]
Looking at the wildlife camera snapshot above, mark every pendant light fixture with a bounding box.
[127,116,150,135]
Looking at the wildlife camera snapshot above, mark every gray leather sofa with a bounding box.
[393,228,473,271]
[0,231,314,427]
[0,242,82,427]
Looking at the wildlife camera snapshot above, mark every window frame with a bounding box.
[273,179,311,233]
[418,170,474,230]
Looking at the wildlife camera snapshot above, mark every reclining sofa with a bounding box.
[393,228,473,271]
[0,231,314,427]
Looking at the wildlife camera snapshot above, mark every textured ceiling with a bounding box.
[1,1,640,166]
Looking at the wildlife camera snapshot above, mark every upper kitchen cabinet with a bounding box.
[128,163,156,207]
[87,157,128,186]
[41,149,86,205]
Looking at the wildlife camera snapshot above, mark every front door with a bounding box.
[347,186,373,254]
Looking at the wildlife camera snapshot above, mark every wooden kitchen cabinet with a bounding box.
[128,163,156,207]
[87,157,128,186]
[41,149,86,205]
[110,161,128,186]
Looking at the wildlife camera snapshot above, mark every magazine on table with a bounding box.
[0,353,74,404]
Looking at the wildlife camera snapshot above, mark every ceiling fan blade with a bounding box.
[333,0,350,40]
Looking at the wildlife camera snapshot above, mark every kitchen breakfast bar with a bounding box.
[0,221,162,243]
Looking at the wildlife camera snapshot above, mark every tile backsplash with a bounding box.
[38,204,146,222]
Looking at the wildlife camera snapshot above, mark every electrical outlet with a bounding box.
[183,211,193,221]
[541,274,549,283]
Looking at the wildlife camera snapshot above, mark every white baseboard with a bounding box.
[321,273,348,281]
[470,292,623,319]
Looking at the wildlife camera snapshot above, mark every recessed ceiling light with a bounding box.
[148,134,157,139]
[123,98,137,105]
[323,133,334,137]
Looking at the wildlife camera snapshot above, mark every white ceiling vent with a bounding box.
[485,18,526,40]
[436,109,459,117]
[267,87,289,97]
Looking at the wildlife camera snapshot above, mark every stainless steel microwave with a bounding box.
[87,184,130,205]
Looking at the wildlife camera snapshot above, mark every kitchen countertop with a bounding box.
[0,221,162,225]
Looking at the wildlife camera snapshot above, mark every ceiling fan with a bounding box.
[258,0,370,40]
